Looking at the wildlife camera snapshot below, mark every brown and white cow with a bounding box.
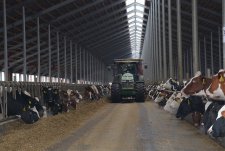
[206,69,225,101]
[179,71,212,127]
[205,70,225,136]
[182,71,212,97]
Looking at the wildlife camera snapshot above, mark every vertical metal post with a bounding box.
[223,0,225,68]
[75,44,77,84]
[150,1,154,82]
[87,52,89,83]
[156,0,162,81]
[204,36,207,75]
[64,37,67,83]
[211,32,214,74]
[218,27,222,69]
[199,40,201,71]
[168,0,173,78]
[177,0,183,81]
[79,47,82,82]
[155,0,159,81]
[57,32,60,83]
[152,0,156,81]
[88,53,90,83]
[37,17,40,82]
[89,54,92,83]
[83,49,85,83]
[95,58,98,83]
[3,0,8,81]
[162,0,167,80]
[157,0,162,81]
[183,51,186,79]
[48,25,52,83]
[192,0,199,74]
[91,55,93,84]
[23,7,27,82]
[70,40,73,83]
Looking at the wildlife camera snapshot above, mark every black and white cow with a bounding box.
[176,95,205,126]
[0,90,43,124]
[42,86,63,115]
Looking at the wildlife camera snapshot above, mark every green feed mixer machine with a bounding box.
[111,59,145,103]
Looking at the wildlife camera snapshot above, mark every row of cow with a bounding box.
[0,84,110,124]
[147,70,225,138]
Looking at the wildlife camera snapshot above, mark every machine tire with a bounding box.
[135,83,145,102]
[111,83,121,103]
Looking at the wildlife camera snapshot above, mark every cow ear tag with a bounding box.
[219,75,224,82]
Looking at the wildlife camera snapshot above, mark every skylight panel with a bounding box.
[126,0,135,5]
[126,0,146,58]
[136,22,143,27]
[136,12,143,18]
[136,0,145,5]
[127,5,135,12]
[136,5,144,12]
[127,12,135,18]
[128,18,135,23]
[136,17,143,23]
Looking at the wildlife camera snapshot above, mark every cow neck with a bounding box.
[195,77,212,97]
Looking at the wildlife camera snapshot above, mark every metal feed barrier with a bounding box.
[0,81,88,121]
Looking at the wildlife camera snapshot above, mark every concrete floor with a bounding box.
[48,101,225,151]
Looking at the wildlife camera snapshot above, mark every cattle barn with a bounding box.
[0,0,225,150]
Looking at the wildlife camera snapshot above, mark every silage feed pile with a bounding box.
[0,98,108,151]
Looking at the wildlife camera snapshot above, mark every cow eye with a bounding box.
[192,80,196,83]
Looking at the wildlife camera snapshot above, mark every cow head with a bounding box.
[181,71,211,97]
[163,78,173,90]
[206,70,225,101]
[163,78,182,91]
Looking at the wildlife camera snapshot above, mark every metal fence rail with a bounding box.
[0,81,88,120]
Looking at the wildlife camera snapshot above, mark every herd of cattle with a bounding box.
[0,84,110,124]
[147,70,225,138]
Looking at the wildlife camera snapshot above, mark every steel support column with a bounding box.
[155,0,159,81]
[177,0,183,81]
[57,32,60,83]
[151,1,154,82]
[75,44,77,83]
[211,32,214,74]
[158,0,162,81]
[70,40,73,83]
[3,0,8,81]
[204,37,207,75]
[23,7,27,82]
[168,0,173,78]
[152,0,156,81]
[48,25,52,83]
[199,40,201,71]
[218,27,222,69]
[37,17,40,82]
[64,37,67,83]
[223,0,225,68]
[79,47,82,82]
[92,55,94,84]
[83,49,85,83]
[89,54,91,83]
[162,0,167,81]
[192,0,199,74]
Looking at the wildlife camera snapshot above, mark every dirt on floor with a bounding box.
[0,98,108,151]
